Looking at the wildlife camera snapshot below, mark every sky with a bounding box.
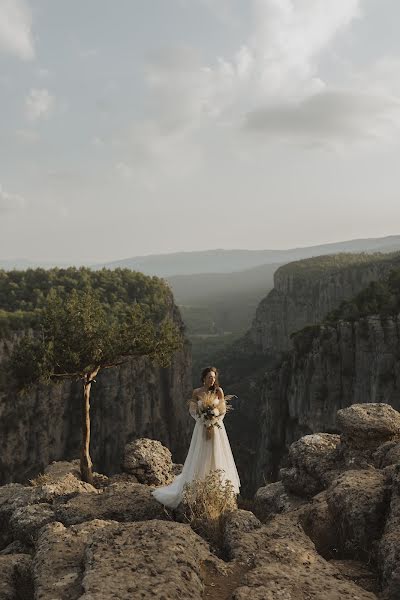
[1,0,400,263]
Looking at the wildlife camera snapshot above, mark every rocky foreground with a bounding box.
[1,403,400,599]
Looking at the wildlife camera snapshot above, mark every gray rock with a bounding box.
[226,511,377,600]
[374,441,400,469]
[106,472,139,485]
[0,540,32,556]
[280,433,342,497]
[336,405,400,471]
[337,403,400,440]
[122,437,174,485]
[55,481,170,525]
[326,469,389,561]
[222,509,262,562]
[80,520,212,600]
[0,484,42,549]
[378,468,400,594]
[33,519,115,600]
[0,554,32,600]
[254,481,305,521]
[297,490,339,559]
[10,503,56,545]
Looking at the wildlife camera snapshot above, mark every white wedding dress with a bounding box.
[151,397,241,509]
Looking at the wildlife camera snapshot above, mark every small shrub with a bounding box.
[182,469,237,552]
[28,472,51,486]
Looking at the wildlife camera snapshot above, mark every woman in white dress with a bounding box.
[151,366,241,509]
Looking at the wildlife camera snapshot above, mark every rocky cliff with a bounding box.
[1,402,400,599]
[252,313,400,490]
[0,314,193,485]
[250,252,400,353]
[221,252,400,496]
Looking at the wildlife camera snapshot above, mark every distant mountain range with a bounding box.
[2,234,400,276]
[94,234,400,276]
[0,259,91,270]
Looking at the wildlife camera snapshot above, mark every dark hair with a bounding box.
[201,366,219,387]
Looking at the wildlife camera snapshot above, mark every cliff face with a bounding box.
[250,253,400,353]
[252,314,400,491]
[0,321,193,485]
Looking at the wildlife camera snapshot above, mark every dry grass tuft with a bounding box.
[182,469,238,553]
[28,472,51,487]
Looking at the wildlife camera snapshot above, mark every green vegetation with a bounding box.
[290,267,400,357]
[278,251,400,281]
[0,266,171,315]
[325,268,400,323]
[169,262,277,336]
[0,267,174,336]
[182,469,237,553]
[190,332,243,382]
[2,267,183,484]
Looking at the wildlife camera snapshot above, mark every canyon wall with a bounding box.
[250,253,400,353]
[0,317,193,484]
[251,314,400,492]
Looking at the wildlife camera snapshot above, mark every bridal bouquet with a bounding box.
[196,391,236,439]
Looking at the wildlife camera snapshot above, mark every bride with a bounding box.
[151,366,241,509]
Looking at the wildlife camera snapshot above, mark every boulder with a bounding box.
[107,472,139,485]
[373,441,400,469]
[279,433,341,497]
[122,438,174,485]
[336,404,400,468]
[0,554,32,600]
[297,490,339,559]
[80,520,212,599]
[326,469,389,561]
[223,509,262,561]
[254,481,305,521]
[0,461,101,552]
[225,511,377,600]
[33,520,115,600]
[10,503,56,545]
[55,481,170,526]
[34,518,215,600]
[337,403,400,440]
[378,468,400,595]
[319,559,379,594]
[0,484,43,549]
[0,540,32,556]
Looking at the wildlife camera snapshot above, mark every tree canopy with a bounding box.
[0,266,175,336]
[325,268,400,323]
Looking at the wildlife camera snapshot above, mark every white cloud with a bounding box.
[0,184,25,213]
[144,0,364,130]
[15,128,40,143]
[115,161,134,180]
[0,0,34,60]
[107,0,400,201]
[25,88,55,121]
[244,89,400,146]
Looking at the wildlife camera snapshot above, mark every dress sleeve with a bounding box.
[216,398,227,422]
[189,392,199,421]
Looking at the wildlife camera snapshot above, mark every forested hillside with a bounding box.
[0,267,175,336]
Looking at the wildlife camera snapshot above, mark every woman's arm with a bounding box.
[189,389,199,420]
[216,387,226,418]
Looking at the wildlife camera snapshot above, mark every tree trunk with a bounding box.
[80,367,100,485]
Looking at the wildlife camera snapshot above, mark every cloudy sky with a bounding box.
[1,0,400,263]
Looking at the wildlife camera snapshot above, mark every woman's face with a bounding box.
[204,370,216,387]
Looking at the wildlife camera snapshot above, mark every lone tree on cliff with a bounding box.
[10,287,183,484]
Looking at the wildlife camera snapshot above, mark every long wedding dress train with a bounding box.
[151,404,241,509]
